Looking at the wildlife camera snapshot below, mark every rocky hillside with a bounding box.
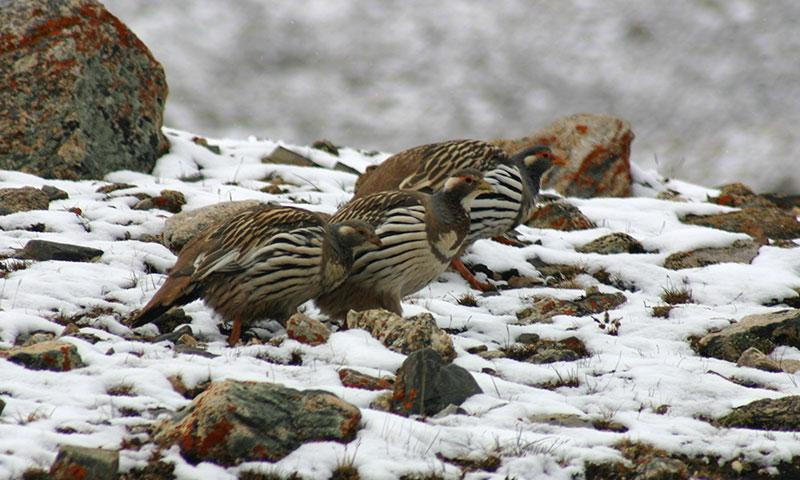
[1,127,800,479]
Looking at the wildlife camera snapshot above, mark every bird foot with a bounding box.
[492,235,525,247]
[451,258,495,292]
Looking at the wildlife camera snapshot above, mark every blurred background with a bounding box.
[105,0,800,193]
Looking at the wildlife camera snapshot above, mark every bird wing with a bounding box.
[355,140,506,196]
[331,190,425,226]
[194,205,325,277]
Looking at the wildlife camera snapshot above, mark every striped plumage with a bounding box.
[356,139,555,243]
[129,205,380,345]
[316,170,493,320]
[354,140,557,290]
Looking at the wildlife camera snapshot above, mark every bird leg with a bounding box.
[228,317,242,347]
[492,234,525,247]
[451,257,494,292]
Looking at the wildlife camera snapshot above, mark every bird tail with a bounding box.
[128,274,198,328]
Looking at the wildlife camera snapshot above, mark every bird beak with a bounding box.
[550,152,568,166]
[477,178,494,193]
[368,234,383,247]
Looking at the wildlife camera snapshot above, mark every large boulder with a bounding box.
[0,0,168,180]
[696,309,800,362]
[346,309,456,362]
[153,380,361,466]
[491,113,634,198]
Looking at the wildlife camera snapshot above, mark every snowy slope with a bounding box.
[1,129,800,479]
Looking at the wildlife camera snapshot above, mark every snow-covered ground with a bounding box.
[1,129,800,479]
[104,0,800,194]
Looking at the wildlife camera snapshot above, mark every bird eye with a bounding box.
[464,176,474,184]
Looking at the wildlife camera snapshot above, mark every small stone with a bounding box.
[465,345,488,354]
[18,239,104,262]
[153,379,361,465]
[507,275,543,288]
[191,136,221,154]
[176,334,198,348]
[778,359,800,374]
[717,395,800,431]
[133,189,185,213]
[286,313,331,346]
[696,309,800,362]
[262,146,315,167]
[61,323,80,338]
[634,456,687,480]
[162,200,261,252]
[577,232,645,254]
[664,239,759,270]
[49,445,119,480]
[0,187,50,215]
[96,183,137,194]
[710,183,776,209]
[338,368,393,390]
[736,347,782,372]
[346,309,455,362]
[22,332,56,347]
[312,139,340,156]
[0,398,4,416]
[41,185,69,201]
[476,350,506,360]
[516,333,540,344]
[7,341,85,371]
[526,201,596,231]
[516,291,626,324]
[369,392,394,412]
[391,348,482,416]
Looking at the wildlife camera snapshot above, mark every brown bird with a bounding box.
[129,204,381,346]
[354,139,560,290]
[315,169,493,320]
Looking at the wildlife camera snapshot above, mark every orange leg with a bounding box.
[451,257,494,292]
[228,318,242,347]
[492,235,524,247]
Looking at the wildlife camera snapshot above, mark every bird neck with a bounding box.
[320,227,354,289]
[515,158,550,213]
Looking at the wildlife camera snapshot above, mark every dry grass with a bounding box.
[660,284,693,305]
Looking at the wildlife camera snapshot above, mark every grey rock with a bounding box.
[262,146,315,167]
[577,232,646,254]
[664,239,759,270]
[516,333,540,344]
[49,445,119,480]
[0,187,50,215]
[0,0,168,180]
[696,309,800,362]
[18,239,104,262]
[717,395,800,431]
[736,347,781,372]
[633,456,687,480]
[162,200,261,252]
[391,348,482,416]
[286,313,331,346]
[154,379,361,465]
[40,185,69,201]
[7,341,85,371]
[346,309,455,362]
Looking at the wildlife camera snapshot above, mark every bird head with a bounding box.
[333,220,382,248]
[441,169,494,208]
[510,145,565,189]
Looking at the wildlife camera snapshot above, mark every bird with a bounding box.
[129,204,381,346]
[315,169,493,320]
[354,139,560,290]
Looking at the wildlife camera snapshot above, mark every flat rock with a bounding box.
[710,183,777,209]
[491,113,634,198]
[338,368,393,391]
[40,185,69,201]
[577,232,645,254]
[0,0,168,180]
[516,290,626,323]
[502,336,589,364]
[286,313,330,346]
[736,347,781,372]
[49,445,119,480]
[717,395,800,431]
[663,239,760,270]
[526,201,596,231]
[7,340,85,371]
[346,309,455,362]
[262,146,315,167]
[18,239,104,262]
[696,309,800,362]
[391,348,482,416]
[162,200,261,252]
[154,379,361,465]
[0,186,50,214]
[682,206,800,244]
